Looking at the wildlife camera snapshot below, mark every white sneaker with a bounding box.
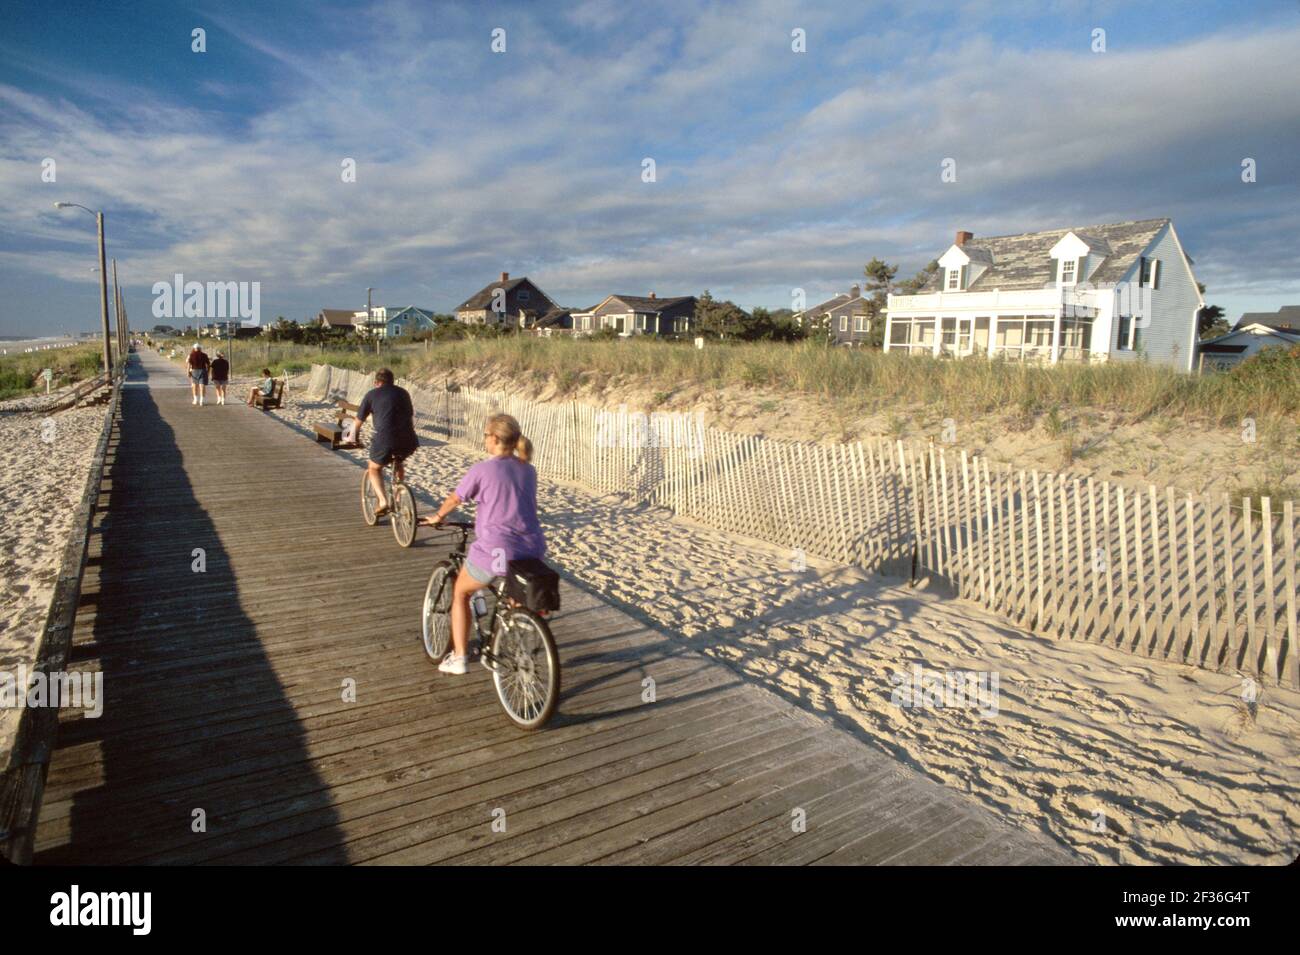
[438,653,469,675]
[199,396,204,406]
[191,396,197,405]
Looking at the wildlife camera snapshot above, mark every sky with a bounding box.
[1,0,1298,336]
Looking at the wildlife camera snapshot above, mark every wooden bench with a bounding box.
[252,379,285,411]
[316,398,363,449]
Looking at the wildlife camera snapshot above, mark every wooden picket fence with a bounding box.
[307,364,1299,687]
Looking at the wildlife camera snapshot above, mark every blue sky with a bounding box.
[2,0,1298,335]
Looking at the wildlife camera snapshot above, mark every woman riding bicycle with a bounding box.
[421,413,546,674]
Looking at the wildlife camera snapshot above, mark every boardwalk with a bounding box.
[33,351,1074,865]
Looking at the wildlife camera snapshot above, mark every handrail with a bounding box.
[0,373,121,863]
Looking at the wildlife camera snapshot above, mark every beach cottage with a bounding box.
[1196,306,1300,370]
[454,273,559,328]
[572,293,697,337]
[796,285,873,345]
[883,219,1203,370]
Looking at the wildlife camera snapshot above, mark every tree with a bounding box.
[861,257,899,349]
[694,291,750,339]
[745,306,804,342]
[896,259,940,294]
[1196,282,1229,339]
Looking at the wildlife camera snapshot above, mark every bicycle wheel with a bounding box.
[361,470,379,526]
[421,560,455,662]
[490,608,560,730]
[391,483,417,547]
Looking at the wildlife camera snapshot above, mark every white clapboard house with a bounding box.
[883,219,1203,371]
[1196,306,1300,371]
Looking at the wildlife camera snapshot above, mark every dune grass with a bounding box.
[0,344,104,401]
[406,337,1300,427]
[157,335,1300,428]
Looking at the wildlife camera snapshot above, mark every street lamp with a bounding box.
[367,286,379,354]
[54,202,114,376]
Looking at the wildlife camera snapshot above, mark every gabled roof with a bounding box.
[1235,305,1300,332]
[318,308,356,326]
[456,277,554,312]
[921,218,1170,292]
[600,294,696,314]
[535,307,575,328]
[801,292,852,319]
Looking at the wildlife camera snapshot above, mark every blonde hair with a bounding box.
[485,413,533,463]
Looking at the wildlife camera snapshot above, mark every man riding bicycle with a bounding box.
[356,368,418,516]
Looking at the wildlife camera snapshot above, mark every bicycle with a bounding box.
[361,457,418,547]
[421,520,560,730]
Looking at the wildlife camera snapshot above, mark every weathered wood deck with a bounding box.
[33,351,1075,865]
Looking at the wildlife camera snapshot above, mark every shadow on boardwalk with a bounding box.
[35,359,348,863]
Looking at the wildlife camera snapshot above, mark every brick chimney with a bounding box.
[648,291,656,299]
[849,284,861,299]
[500,271,509,282]
[955,231,973,247]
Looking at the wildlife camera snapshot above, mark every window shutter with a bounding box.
[1150,260,1160,290]
[1138,256,1147,288]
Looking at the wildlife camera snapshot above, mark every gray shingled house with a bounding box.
[454,272,559,328]
[571,293,697,337]
[797,285,873,345]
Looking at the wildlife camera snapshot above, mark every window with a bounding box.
[1117,315,1132,350]
[518,289,530,302]
[1060,258,1077,286]
[992,316,1055,361]
[1139,257,1160,289]
[840,315,849,332]
[855,316,868,333]
[946,268,962,291]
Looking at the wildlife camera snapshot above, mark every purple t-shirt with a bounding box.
[456,455,546,573]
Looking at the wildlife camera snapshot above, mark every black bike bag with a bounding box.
[505,558,561,613]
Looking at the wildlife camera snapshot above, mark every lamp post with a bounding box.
[367,287,379,355]
[55,202,113,376]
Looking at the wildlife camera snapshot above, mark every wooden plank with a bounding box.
[1285,501,1298,688]
[1243,498,1258,679]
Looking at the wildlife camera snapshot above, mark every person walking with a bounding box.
[186,343,210,405]
[210,351,230,405]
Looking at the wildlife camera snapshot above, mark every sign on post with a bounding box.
[42,367,53,394]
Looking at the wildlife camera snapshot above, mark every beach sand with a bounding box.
[266,383,1299,865]
[0,394,109,759]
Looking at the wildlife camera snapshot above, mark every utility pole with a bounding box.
[111,258,123,367]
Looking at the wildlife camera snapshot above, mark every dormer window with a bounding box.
[946,268,962,291]
[1060,258,1077,286]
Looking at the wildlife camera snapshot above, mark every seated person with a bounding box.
[246,368,275,406]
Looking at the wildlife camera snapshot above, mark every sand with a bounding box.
[265,383,1300,865]
[0,393,110,762]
